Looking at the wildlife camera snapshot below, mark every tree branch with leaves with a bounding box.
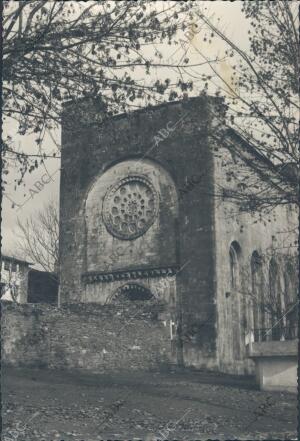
[3,0,206,183]
[190,0,299,211]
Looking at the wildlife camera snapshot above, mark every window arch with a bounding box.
[268,257,283,339]
[269,258,281,314]
[284,261,297,305]
[251,251,264,338]
[283,261,298,338]
[229,241,241,290]
[107,283,154,304]
[228,241,242,359]
[85,158,178,274]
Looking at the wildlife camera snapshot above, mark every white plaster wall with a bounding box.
[1,261,28,303]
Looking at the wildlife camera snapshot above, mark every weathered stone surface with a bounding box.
[212,139,298,375]
[60,96,219,371]
[2,302,172,372]
[58,96,298,376]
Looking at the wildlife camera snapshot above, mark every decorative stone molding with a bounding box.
[82,265,180,284]
[102,175,159,240]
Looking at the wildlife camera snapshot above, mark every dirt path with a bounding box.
[2,367,297,440]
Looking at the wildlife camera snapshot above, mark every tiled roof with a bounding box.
[1,250,33,265]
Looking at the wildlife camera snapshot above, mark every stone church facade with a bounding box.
[59,96,298,375]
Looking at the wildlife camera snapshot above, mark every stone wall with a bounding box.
[60,96,223,370]
[212,143,298,375]
[1,301,173,372]
[58,95,297,376]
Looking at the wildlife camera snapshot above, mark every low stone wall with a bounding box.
[1,301,172,372]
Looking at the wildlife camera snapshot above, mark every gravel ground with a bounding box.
[1,367,298,440]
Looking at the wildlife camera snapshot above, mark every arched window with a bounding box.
[268,258,283,340]
[229,241,241,290]
[228,241,242,359]
[283,261,298,339]
[108,283,154,304]
[284,261,297,305]
[251,251,264,340]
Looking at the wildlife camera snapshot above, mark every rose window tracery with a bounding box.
[102,176,159,240]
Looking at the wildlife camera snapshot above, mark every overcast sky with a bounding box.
[2,1,250,259]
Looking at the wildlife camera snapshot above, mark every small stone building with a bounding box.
[59,96,298,375]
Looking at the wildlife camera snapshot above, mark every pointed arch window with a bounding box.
[251,251,264,339]
[228,241,242,359]
[284,261,297,306]
[283,261,298,339]
[268,258,283,340]
[229,241,241,290]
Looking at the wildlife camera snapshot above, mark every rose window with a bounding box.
[102,176,159,240]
